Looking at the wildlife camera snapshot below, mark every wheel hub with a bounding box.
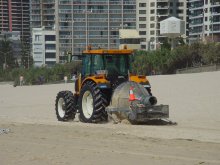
[58,98,65,118]
[82,91,93,119]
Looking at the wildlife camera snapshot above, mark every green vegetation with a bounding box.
[0,61,81,85]
[0,41,220,84]
[0,36,16,69]
[132,42,220,75]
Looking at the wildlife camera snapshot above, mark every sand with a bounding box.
[0,71,220,165]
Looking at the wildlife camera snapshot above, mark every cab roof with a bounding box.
[82,49,133,55]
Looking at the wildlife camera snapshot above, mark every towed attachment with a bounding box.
[106,81,169,124]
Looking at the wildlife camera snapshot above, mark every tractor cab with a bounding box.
[81,48,133,80]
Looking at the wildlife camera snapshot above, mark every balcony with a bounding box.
[59,1,72,5]
[157,12,169,16]
[157,5,169,9]
[189,22,203,27]
[213,1,220,6]
[43,0,55,4]
[189,0,202,2]
[157,0,169,2]
[43,10,55,15]
[59,9,72,14]
[123,1,135,5]
[189,13,203,19]
[189,0,204,11]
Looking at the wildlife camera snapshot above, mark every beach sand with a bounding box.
[0,71,220,165]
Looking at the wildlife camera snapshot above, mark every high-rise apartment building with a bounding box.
[57,0,136,63]
[136,0,187,50]
[31,0,136,64]
[188,0,220,43]
[0,0,30,43]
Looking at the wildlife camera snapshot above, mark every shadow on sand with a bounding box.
[137,119,178,126]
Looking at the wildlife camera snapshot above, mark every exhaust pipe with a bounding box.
[142,96,157,106]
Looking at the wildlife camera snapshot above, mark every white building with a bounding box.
[136,0,187,50]
[32,27,56,67]
[119,29,141,50]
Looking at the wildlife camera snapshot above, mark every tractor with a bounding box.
[55,46,169,124]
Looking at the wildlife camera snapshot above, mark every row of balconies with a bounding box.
[189,3,204,9]
[59,17,135,22]
[71,18,135,22]
[31,11,41,14]
[71,10,135,14]
[59,34,119,39]
[213,1,220,6]
[60,26,108,31]
[30,0,40,4]
[43,11,55,15]
[59,25,135,31]
[59,0,135,5]
[42,19,55,22]
[59,43,113,48]
[31,18,41,21]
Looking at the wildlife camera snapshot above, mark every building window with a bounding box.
[205,17,208,21]
[111,31,118,35]
[151,44,155,49]
[45,44,55,50]
[170,2,173,7]
[150,17,155,21]
[150,10,155,14]
[45,35,55,41]
[124,5,135,9]
[45,61,56,66]
[35,35,41,41]
[45,53,56,58]
[177,2,184,7]
[139,24,146,28]
[150,2,155,7]
[141,38,146,42]
[150,23,155,28]
[139,10,146,14]
[139,17,146,21]
[141,45,146,49]
[150,31,155,35]
[139,31,146,35]
[139,3,146,7]
[177,9,183,14]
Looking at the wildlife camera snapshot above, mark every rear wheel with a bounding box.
[79,81,108,123]
[55,91,77,121]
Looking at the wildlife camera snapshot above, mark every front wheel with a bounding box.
[78,81,108,123]
[55,91,77,121]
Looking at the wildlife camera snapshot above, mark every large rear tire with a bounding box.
[79,81,108,123]
[55,91,77,121]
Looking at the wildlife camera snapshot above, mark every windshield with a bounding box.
[104,55,129,76]
[82,54,131,77]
